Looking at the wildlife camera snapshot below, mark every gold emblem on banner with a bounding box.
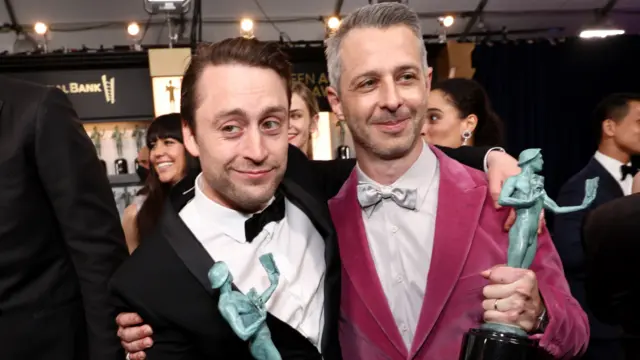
[152,76,182,117]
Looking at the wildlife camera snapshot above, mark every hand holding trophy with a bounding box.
[209,253,282,360]
[460,149,598,359]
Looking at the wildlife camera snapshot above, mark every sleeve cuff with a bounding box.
[483,147,505,172]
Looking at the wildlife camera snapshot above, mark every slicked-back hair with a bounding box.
[181,38,292,132]
[324,3,428,92]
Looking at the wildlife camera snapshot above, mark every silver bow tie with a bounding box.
[356,182,417,213]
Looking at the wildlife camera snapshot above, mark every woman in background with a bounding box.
[122,113,199,253]
[423,78,504,148]
[288,81,319,158]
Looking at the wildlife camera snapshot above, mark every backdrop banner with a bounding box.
[6,68,154,121]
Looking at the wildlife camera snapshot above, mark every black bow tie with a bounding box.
[244,191,286,243]
[620,164,638,180]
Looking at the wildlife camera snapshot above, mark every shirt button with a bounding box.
[401,323,409,332]
[396,275,403,283]
[391,225,398,233]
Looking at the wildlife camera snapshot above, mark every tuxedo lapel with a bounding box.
[590,159,624,198]
[330,171,407,357]
[410,146,486,357]
[160,198,216,296]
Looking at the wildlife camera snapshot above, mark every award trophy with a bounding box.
[132,125,146,173]
[460,149,598,360]
[112,126,128,175]
[209,253,282,360]
[336,119,351,159]
[90,126,107,172]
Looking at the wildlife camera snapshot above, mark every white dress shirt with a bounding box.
[179,174,326,350]
[594,151,633,195]
[356,141,439,349]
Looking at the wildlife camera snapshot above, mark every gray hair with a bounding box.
[324,3,428,91]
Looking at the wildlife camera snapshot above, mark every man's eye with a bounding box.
[222,125,241,133]
[263,121,281,130]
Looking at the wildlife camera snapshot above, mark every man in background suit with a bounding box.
[583,194,640,346]
[554,93,640,359]
[0,75,128,359]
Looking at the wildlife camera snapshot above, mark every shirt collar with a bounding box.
[594,151,630,183]
[191,173,275,243]
[356,141,437,214]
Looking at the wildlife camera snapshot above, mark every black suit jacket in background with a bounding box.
[0,75,128,360]
[109,144,489,360]
[583,193,640,336]
[553,158,624,340]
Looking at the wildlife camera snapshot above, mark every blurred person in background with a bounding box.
[288,80,319,158]
[554,93,640,360]
[422,78,504,148]
[0,75,127,360]
[122,113,199,253]
[135,145,151,183]
[583,193,640,358]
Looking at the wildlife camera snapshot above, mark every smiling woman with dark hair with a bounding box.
[121,113,199,252]
[423,78,504,148]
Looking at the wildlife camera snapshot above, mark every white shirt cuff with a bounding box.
[484,147,505,172]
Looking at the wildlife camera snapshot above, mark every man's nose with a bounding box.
[378,80,403,112]
[243,129,268,163]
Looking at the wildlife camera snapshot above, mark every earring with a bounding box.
[462,130,472,146]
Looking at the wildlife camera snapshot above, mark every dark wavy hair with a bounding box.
[432,78,504,147]
[136,113,199,239]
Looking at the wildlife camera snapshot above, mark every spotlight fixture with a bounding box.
[127,22,141,36]
[579,26,625,39]
[438,15,455,28]
[34,22,48,35]
[143,0,191,14]
[327,16,341,30]
[240,18,254,38]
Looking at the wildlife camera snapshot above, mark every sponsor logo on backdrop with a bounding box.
[55,74,116,104]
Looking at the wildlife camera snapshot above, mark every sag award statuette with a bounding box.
[132,125,146,172]
[209,253,282,360]
[336,119,351,159]
[90,126,107,171]
[112,126,128,175]
[460,149,598,360]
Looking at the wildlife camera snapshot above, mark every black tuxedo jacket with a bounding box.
[109,144,489,359]
[553,158,624,339]
[0,75,128,359]
[583,193,640,336]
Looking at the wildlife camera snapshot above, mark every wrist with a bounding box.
[532,302,549,334]
[484,147,505,172]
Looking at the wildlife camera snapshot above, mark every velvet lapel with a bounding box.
[330,170,407,357]
[409,146,486,358]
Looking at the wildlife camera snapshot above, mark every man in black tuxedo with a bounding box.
[0,75,128,359]
[583,194,640,341]
[109,38,517,360]
[554,93,640,359]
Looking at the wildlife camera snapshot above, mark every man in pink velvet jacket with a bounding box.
[324,3,589,359]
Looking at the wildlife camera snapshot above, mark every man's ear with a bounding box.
[182,121,200,157]
[327,86,344,120]
[603,119,616,137]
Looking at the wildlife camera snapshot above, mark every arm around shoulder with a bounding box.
[530,229,589,358]
[34,87,128,360]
